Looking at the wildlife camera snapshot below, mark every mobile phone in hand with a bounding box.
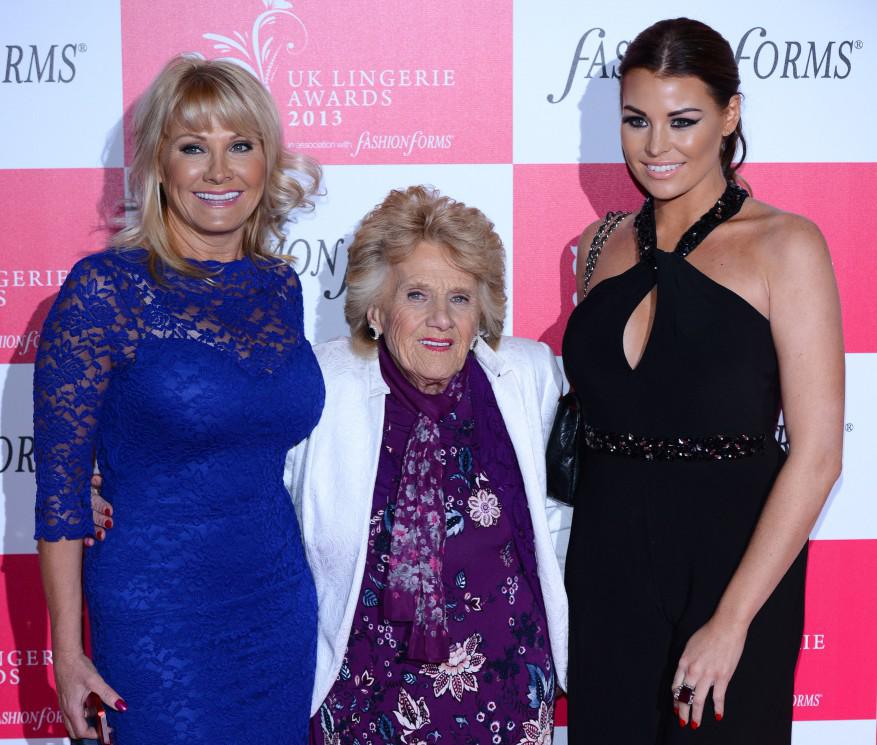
[85,692,112,745]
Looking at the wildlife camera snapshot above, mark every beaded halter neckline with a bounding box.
[634,181,749,268]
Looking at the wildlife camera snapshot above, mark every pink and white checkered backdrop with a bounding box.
[1,1,875,742]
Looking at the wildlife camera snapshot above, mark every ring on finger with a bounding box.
[674,682,696,705]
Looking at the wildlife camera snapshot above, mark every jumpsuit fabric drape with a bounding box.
[562,207,806,744]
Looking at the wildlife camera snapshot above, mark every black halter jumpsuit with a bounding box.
[561,209,807,744]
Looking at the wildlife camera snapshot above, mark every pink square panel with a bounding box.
[0,169,125,364]
[0,554,65,738]
[793,539,877,721]
[121,0,512,165]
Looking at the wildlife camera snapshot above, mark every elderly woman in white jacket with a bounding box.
[290,186,568,745]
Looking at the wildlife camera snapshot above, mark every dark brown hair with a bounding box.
[619,18,746,181]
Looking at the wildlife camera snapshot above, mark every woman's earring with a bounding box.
[367,325,381,341]
[469,335,479,351]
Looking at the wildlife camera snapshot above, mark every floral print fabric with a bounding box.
[310,357,554,745]
[379,343,467,662]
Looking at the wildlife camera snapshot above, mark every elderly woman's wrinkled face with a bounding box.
[368,241,481,395]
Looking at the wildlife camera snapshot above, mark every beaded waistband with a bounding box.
[583,423,766,462]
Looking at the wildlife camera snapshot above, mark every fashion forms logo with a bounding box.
[1,44,84,83]
[0,707,64,730]
[547,26,862,103]
[194,0,462,159]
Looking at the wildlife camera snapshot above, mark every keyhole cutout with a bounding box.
[622,286,658,371]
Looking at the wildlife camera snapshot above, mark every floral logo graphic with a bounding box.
[201,0,308,88]
[420,633,486,701]
[517,700,553,745]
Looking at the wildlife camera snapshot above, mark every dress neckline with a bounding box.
[634,181,748,268]
[184,254,251,269]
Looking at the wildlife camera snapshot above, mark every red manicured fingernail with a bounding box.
[115,698,127,712]
[104,518,113,529]
[679,717,686,728]
[104,508,112,516]
[691,721,699,730]
[715,713,723,721]
[96,530,105,541]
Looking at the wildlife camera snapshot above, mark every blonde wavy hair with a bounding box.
[113,55,321,277]
[345,186,506,354]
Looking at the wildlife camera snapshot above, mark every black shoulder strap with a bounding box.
[581,211,630,298]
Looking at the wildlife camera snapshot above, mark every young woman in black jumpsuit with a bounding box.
[562,19,844,744]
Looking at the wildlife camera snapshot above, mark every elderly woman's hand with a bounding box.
[84,475,113,548]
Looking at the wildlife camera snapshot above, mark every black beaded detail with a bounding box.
[635,181,749,269]
[583,423,765,462]
[582,211,630,298]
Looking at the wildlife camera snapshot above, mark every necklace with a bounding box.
[634,181,749,268]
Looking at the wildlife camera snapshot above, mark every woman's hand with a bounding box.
[84,475,113,548]
[672,615,748,728]
[52,650,126,739]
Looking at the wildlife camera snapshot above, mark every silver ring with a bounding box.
[674,682,696,705]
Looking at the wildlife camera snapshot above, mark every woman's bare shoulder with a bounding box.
[740,198,829,269]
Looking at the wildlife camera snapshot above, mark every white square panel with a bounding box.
[0,0,123,169]
[0,363,37,555]
[513,0,877,164]
[812,353,877,540]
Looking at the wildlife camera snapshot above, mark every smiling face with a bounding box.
[620,69,739,206]
[367,241,481,395]
[159,118,266,260]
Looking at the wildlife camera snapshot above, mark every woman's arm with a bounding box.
[34,256,130,736]
[39,539,84,661]
[39,539,125,738]
[675,215,844,727]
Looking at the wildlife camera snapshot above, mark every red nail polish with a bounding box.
[715,713,723,721]
[115,698,128,712]
[679,717,686,728]
[691,721,699,730]
[104,508,111,516]
[97,530,104,541]
[104,518,113,529]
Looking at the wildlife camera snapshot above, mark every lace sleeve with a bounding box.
[33,255,131,541]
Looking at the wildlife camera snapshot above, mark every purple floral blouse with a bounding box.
[310,356,555,745]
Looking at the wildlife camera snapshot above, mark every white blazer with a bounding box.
[285,336,570,716]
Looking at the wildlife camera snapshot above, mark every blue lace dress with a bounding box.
[33,248,324,744]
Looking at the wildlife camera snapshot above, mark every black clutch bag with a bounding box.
[546,391,581,506]
[546,211,629,507]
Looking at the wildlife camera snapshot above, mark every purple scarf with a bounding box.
[379,342,470,662]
